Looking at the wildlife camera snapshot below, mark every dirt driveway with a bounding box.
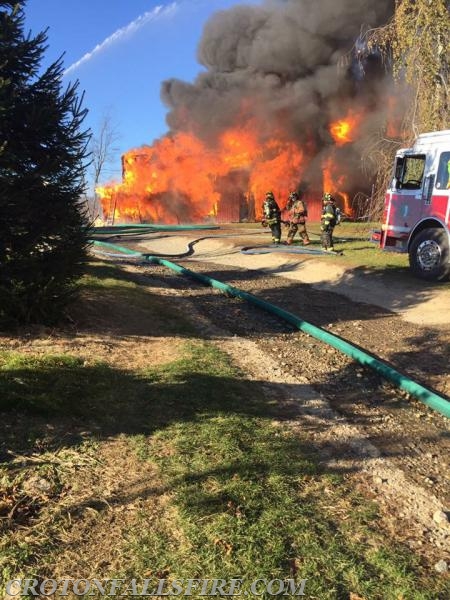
[132,227,450,326]
[95,228,450,568]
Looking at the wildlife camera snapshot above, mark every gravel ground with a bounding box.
[92,228,450,571]
[122,256,450,569]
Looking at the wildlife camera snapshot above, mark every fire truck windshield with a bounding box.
[435,151,450,189]
[398,155,426,190]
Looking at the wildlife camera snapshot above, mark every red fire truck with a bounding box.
[378,129,450,281]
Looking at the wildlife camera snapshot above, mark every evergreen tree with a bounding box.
[0,1,91,325]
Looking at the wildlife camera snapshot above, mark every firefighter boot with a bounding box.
[302,236,311,246]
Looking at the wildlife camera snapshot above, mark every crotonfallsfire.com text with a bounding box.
[5,578,308,597]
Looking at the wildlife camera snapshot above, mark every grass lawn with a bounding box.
[284,221,449,288]
[0,264,448,599]
[227,221,410,270]
[302,221,409,270]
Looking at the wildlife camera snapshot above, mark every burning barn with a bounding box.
[97,0,396,224]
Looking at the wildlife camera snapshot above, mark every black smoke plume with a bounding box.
[161,0,397,195]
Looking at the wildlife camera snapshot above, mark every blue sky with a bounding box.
[24,0,259,183]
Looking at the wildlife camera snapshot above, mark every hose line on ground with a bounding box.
[90,238,450,420]
[91,223,220,234]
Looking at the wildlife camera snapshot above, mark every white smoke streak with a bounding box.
[63,2,179,76]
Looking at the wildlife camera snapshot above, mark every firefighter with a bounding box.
[320,192,341,251]
[285,191,310,245]
[284,190,295,211]
[262,191,282,244]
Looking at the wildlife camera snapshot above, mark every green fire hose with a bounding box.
[90,237,450,419]
[90,224,220,238]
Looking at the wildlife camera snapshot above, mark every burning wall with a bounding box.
[98,0,397,224]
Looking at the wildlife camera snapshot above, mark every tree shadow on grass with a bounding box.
[0,352,277,458]
[1,349,447,598]
[0,349,434,468]
[82,261,176,290]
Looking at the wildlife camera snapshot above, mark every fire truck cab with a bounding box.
[380,129,450,281]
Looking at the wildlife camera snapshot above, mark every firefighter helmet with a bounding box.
[323,192,334,203]
[266,190,274,197]
[289,191,299,201]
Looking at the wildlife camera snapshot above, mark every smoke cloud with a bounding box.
[99,0,403,224]
[161,0,396,192]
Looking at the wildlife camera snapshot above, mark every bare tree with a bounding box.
[88,112,121,221]
[368,0,448,137]
[362,0,449,219]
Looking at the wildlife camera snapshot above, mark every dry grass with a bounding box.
[1,261,448,600]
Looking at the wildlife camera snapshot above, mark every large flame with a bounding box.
[97,121,307,223]
[98,110,368,223]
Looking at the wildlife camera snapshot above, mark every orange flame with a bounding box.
[329,110,363,146]
[97,123,307,223]
[322,155,352,215]
[97,108,369,223]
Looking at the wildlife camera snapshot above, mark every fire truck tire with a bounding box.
[408,228,450,281]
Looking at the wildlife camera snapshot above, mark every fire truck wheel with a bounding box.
[408,228,450,281]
